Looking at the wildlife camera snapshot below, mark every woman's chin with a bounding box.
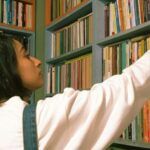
[26,81,44,91]
[36,81,44,89]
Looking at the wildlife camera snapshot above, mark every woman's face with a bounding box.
[13,39,43,91]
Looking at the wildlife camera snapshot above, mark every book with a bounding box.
[102,35,150,142]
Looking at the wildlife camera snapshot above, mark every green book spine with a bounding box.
[67,63,71,87]
[121,41,127,71]
[115,1,121,33]
[134,0,140,25]
[52,0,55,20]
[131,118,136,141]
[117,45,122,74]
[55,65,61,93]
[86,16,89,45]
[136,111,143,141]
[125,127,129,140]
[60,30,64,55]
[68,27,71,52]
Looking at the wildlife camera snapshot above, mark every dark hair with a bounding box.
[0,34,31,102]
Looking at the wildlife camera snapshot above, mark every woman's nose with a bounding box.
[31,57,42,67]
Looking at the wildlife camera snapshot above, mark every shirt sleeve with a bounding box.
[36,50,150,150]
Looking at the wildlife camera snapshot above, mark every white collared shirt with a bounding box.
[0,51,149,150]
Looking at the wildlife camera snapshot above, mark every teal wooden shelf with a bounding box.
[18,0,33,4]
[45,93,54,98]
[0,26,34,36]
[46,0,92,31]
[97,21,150,47]
[99,0,115,4]
[46,44,92,64]
[111,139,150,149]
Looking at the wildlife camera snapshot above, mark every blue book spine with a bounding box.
[6,0,12,24]
[115,1,121,33]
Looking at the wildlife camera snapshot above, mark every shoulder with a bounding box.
[0,96,27,113]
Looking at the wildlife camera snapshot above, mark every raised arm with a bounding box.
[36,50,150,150]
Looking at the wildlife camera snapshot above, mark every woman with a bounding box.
[0,34,150,150]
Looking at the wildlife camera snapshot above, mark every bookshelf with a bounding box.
[45,0,150,149]
[0,0,35,31]
[97,0,150,149]
[110,139,150,149]
[45,0,93,96]
[0,0,35,102]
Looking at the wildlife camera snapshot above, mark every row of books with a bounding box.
[51,0,87,21]
[122,111,143,141]
[46,54,92,94]
[102,35,150,80]
[121,100,150,143]
[122,109,141,141]
[0,0,32,28]
[51,13,93,58]
[103,35,150,142]
[105,0,150,36]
